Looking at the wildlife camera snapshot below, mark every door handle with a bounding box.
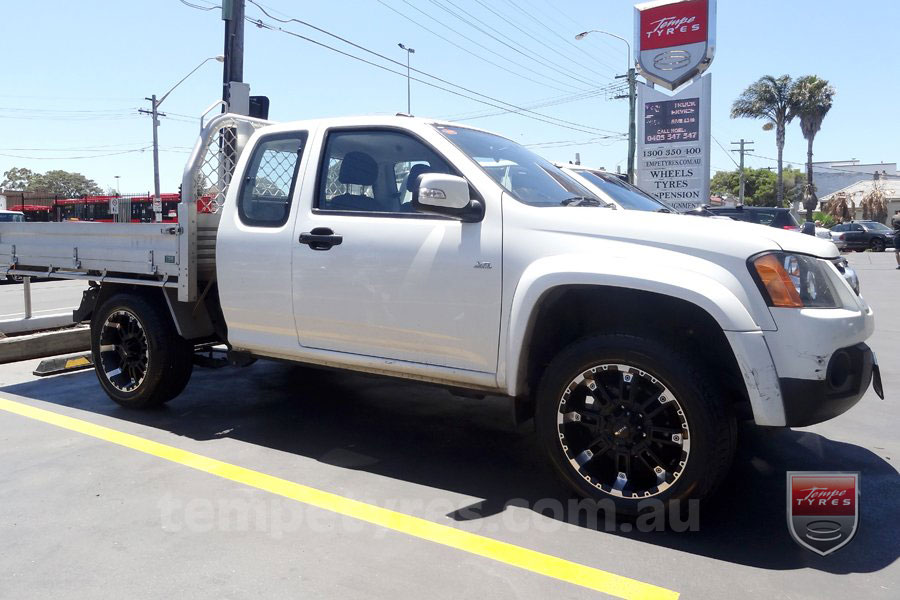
[299,227,343,250]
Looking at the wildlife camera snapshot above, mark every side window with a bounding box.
[238,133,306,227]
[832,224,845,232]
[850,224,864,231]
[755,211,776,226]
[317,129,454,214]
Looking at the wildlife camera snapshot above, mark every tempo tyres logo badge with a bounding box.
[787,472,859,556]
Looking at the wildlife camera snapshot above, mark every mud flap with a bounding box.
[872,354,884,399]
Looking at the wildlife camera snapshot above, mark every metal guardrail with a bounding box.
[0,276,77,335]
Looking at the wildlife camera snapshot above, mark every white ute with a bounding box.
[0,113,882,514]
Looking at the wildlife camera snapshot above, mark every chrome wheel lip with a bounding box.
[556,363,691,499]
[98,309,149,393]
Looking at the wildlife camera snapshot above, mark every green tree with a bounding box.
[790,75,835,221]
[730,75,799,209]
[1,167,37,190]
[710,167,803,207]
[1,167,101,196]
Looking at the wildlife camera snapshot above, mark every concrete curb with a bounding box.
[0,326,90,364]
[0,313,75,335]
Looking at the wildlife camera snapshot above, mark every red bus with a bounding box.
[53,194,181,223]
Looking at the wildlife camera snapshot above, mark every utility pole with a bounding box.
[731,139,754,205]
[615,68,637,185]
[398,43,415,115]
[222,0,245,107]
[138,96,166,222]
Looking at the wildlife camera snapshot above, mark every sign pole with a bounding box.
[627,67,637,184]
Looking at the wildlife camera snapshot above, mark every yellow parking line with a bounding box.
[0,396,677,600]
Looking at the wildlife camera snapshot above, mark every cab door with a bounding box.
[846,223,865,248]
[217,130,311,356]
[291,127,502,374]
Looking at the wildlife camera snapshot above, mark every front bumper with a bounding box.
[780,342,876,426]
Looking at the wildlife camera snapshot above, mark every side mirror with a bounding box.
[412,173,484,222]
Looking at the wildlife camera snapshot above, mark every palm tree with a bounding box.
[731,75,797,207]
[791,75,835,221]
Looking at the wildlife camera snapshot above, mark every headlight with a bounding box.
[749,252,841,308]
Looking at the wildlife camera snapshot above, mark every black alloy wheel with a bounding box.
[556,363,690,498]
[536,334,736,515]
[91,293,194,408]
[98,309,150,393]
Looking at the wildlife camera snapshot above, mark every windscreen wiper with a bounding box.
[560,196,609,207]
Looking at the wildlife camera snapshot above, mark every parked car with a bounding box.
[801,222,845,251]
[830,221,896,252]
[556,164,676,212]
[0,209,25,223]
[817,226,845,250]
[706,205,800,230]
[0,113,881,516]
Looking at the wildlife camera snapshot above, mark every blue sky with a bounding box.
[2,0,898,193]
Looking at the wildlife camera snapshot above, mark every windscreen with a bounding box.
[574,170,674,212]
[863,222,891,232]
[434,124,602,206]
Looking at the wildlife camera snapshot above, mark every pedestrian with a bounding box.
[893,210,900,269]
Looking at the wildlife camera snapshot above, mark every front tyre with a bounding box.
[90,293,193,409]
[535,334,736,516]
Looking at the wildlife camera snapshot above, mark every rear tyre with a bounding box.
[90,293,193,409]
[535,334,736,516]
[870,238,885,252]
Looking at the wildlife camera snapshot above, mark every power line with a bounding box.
[0,147,152,160]
[373,0,574,94]
[248,16,607,135]
[711,135,740,168]
[0,143,149,151]
[178,0,219,10]
[524,136,627,149]
[243,10,622,136]
[422,0,600,90]
[499,0,622,74]
[469,0,616,79]
[535,0,629,58]
[441,88,604,121]
[248,2,590,121]
[747,152,900,179]
[391,0,588,94]
[444,82,626,123]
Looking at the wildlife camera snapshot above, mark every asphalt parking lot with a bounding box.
[0,252,897,599]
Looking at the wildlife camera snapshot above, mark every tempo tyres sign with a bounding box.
[635,74,711,211]
[635,0,716,90]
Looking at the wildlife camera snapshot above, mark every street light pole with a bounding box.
[398,43,415,115]
[575,30,636,184]
[139,56,224,222]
